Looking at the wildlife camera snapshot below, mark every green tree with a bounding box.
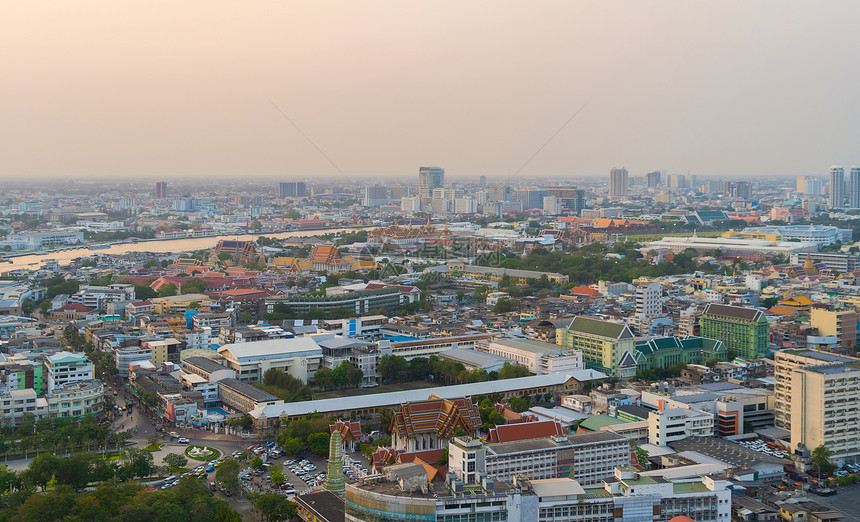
[23,453,59,491]
[251,455,263,470]
[133,283,158,300]
[216,458,241,493]
[270,469,286,487]
[493,297,520,314]
[377,354,407,383]
[308,433,330,456]
[163,453,188,469]
[254,493,297,522]
[180,278,207,294]
[157,283,178,297]
[280,437,303,456]
[54,452,92,490]
[497,362,531,380]
[811,445,836,474]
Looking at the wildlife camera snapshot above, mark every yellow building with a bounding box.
[810,308,858,351]
[150,293,212,314]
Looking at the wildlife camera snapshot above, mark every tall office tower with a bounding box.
[278,181,307,198]
[362,185,387,207]
[488,185,512,202]
[155,181,167,199]
[609,167,628,196]
[418,166,445,197]
[850,167,860,208]
[544,187,586,215]
[670,174,687,189]
[705,180,723,194]
[796,175,812,193]
[389,185,410,199]
[734,181,752,200]
[829,166,845,208]
[686,174,697,189]
[646,170,661,188]
[514,188,547,210]
[479,175,487,187]
[805,178,822,196]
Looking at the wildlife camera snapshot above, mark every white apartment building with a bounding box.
[46,380,104,419]
[45,351,94,396]
[635,282,663,318]
[477,339,583,375]
[648,407,714,446]
[185,327,215,350]
[114,345,153,378]
[0,389,48,425]
[449,431,630,487]
[216,337,323,383]
[790,364,860,466]
[317,315,388,340]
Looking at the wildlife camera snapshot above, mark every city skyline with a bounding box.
[3,1,860,180]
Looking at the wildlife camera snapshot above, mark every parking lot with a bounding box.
[238,443,330,498]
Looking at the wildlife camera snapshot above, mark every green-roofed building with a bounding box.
[633,336,728,371]
[700,304,770,358]
[577,414,628,432]
[557,317,636,378]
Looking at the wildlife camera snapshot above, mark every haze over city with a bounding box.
[3,1,860,180]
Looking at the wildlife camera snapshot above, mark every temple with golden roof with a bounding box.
[270,244,378,275]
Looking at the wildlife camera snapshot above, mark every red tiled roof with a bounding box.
[56,303,94,313]
[487,420,565,443]
[570,286,600,296]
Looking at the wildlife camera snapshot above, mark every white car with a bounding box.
[178,437,190,444]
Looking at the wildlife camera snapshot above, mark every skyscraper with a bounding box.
[646,171,661,188]
[609,167,628,196]
[279,181,307,198]
[418,166,444,197]
[850,166,860,208]
[830,165,845,208]
[155,181,167,199]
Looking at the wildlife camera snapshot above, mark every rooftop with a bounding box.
[218,378,280,403]
[218,337,322,362]
[251,370,607,420]
[567,316,633,339]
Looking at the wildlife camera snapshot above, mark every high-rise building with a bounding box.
[488,185,512,202]
[155,181,167,199]
[609,167,628,196]
[362,185,387,207]
[543,187,586,215]
[479,175,486,186]
[514,188,547,210]
[830,165,845,208]
[774,349,860,468]
[850,166,860,208]
[418,166,444,197]
[797,175,813,193]
[805,177,823,196]
[646,170,661,188]
[278,181,307,198]
[705,180,723,194]
[723,181,752,200]
[699,304,769,359]
[809,308,857,352]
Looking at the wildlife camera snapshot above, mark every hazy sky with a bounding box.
[3,1,860,181]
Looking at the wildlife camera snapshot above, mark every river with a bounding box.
[1,227,374,273]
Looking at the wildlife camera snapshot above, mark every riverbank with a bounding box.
[0,225,375,273]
